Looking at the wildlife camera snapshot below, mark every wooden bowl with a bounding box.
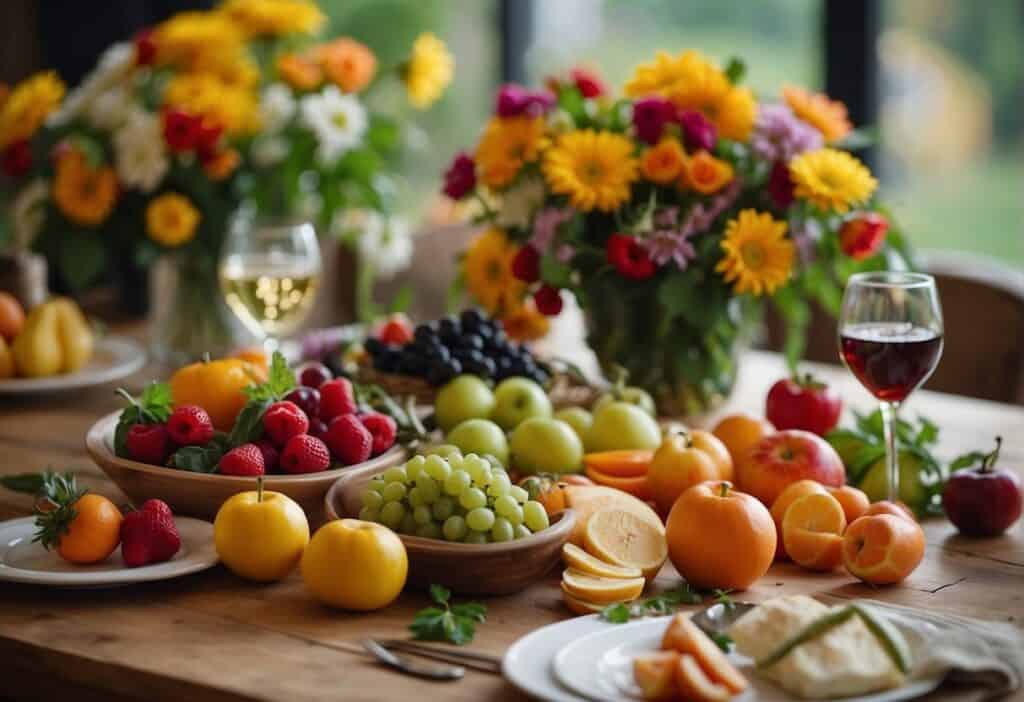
[325,466,576,595]
[85,411,406,524]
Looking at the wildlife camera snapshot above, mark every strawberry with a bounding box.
[319,378,357,421]
[360,412,397,456]
[280,434,331,474]
[376,314,414,346]
[219,443,265,476]
[255,439,280,473]
[263,401,309,447]
[324,414,372,465]
[166,405,215,446]
[126,423,173,465]
[121,499,181,568]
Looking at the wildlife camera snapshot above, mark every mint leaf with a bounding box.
[170,435,230,473]
[601,603,631,623]
[451,602,486,622]
[429,584,451,607]
[139,382,173,419]
[244,352,295,402]
[228,400,270,447]
[710,632,734,653]
[410,586,486,645]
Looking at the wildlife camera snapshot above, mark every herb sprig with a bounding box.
[601,584,703,624]
[409,585,487,646]
[113,382,173,457]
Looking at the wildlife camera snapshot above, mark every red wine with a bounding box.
[840,323,943,401]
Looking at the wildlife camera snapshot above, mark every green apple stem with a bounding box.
[719,482,730,498]
[982,436,1002,473]
[257,475,264,503]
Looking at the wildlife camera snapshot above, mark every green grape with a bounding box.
[513,524,532,539]
[523,501,549,532]
[447,454,467,472]
[417,476,441,503]
[358,506,379,523]
[509,485,529,504]
[491,517,514,542]
[464,455,489,484]
[367,478,387,494]
[382,482,407,503]
[425,455,452,481]
[466,507,496,532]
[464,529,489,544]
[482,454,504,470]
[416,523,442,540]
[407,486,426,508]
[444,470,472,496]
[487,473,512,498]
[496,498,523,526]
[420,443,461,459]
[432,496,455,521]
[382,465,407,484]
[361,490,384,510]
[413,505,433,526]
[459,487,487,511]
[399,513,418,535]
[379,501,405,530]
[405,455,426,481]
[442,515,467,542]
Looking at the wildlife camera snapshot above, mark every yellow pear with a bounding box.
[12,302,62,377]
[52,297,94,372]
[0,337,15,379]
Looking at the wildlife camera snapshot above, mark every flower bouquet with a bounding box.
[0,0,453,358]
[442,51,909,417]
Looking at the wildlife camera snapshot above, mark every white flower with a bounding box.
[356,213,414,279]
[113,109,168,193]
[260,83,296,133]
[85,84,132,131]
[48,42,136,127]
[496,175,546,230]
[10,179,49,249]
[299,86,367,165]
[251,135,289,167]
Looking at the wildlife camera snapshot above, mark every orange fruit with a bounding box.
[689,430,733,481]
[561,568,645,603]
[674,654,733,702]
[827,485,871,523]
[56,494,123,564]
[711,412,773,465]
[231,346,269,374]
[665,481,776,591]
[661,613,747,694]
[562,543,643,579]
[647,433,721,515]
[0,292,25,342]
[583,507,667,580]
[634,651,680,700]
[770,480,829,560]
[170,358,266,431]
[843,513,925,585]
[584,467,653,500]
[862,500,916,522]
[582,450,653,478]
[781,492,847,571]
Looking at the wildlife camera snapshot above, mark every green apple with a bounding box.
[434,375,495,432]
[490,377,552,430]
[509,417,583,474]
[447,418,509,467]
[554,406,593,442]
[586,401,661,452]
[593,386,657,417]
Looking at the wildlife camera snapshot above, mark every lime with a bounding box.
[857,450,927,508]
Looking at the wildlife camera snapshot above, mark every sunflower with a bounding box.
[219,0,325,37]
[52,150,118,227]
[789,148,877,213]
[146,193,201,247]
[153,11,244,68]
[164,73,259,135]
[640,137,686,185]
[402,33,454,109]
[474,116,547,190]
[501,298,551,342]
[0,71,65,149]
[462,227,523,314]
[783,85,851,143]
[716,209,795,296]
[542,130,638,212]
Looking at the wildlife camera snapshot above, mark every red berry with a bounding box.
[319,378,357,421]
[280,434,332,474]
[219,443,265,476]
[511,245,541,283]
[376,314,414,345]
[284,387,320,418]
[360,412,397,456]
[296,361,332,389]
[166,405,215,446]
[308,418,329,441]
[126,423,172,465]
[121,499,180,568]
[262,401,309,447]
[255,439,280,473]
[606,234,656,280]
[324,414,372,465]
[533,285,563,316]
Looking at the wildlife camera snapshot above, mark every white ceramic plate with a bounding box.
[0,516,218,587]
[0,336,146,395]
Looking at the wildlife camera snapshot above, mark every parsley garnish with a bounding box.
[601,583,703,623]
[409,585,487,646]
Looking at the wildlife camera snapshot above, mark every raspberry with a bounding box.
[219,443,265,476]
[324,414,372,465]
[263,401,309,447]
[126,423,173,465]
[166,405,215,446]
[255,439,280,473]
[280,434,331,474]
[319,378,357,421]
[533,285,563,316]
[511,245,540,283]
[360,412,397,456]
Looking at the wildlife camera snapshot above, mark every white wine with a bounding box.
[220,254,321,337]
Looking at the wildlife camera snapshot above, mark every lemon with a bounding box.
[562,543,643,580]
[583,508,668,580]
[561,568,645,604]
[560,583,623,616]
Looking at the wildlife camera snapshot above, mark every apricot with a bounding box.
[827,485,871,523]
[782,492,847,571]
[862,500,916,522]
[661,613,747,694]
[843,514,925,585]
[770,480,829,560]
[674,654,733,702]
[711,412,773,465]
[689,430,734,481]
[633,651,680,700]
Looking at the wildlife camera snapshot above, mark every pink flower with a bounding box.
[678,109,717,151]
[642,229,697,270]
[442,151,476,199]
[495,83,554,117]
[750,103,822,162]
[632,97,676,145]
[768,161,795,208]
[571,67,607,98]
[529,207,573,252]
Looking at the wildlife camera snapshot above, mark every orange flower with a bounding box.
[681,150,734,195]
[53,150,118,227]
[318,38,377,94]
[277,53,322,91]
[783,85,851,143]
[203,148,240,181]
[501,298,550,341]
[640,138,686,185]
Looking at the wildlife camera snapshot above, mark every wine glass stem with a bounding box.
[879,400,901,503]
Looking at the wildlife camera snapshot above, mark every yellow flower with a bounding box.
[0,71,65,149]
[681,150,734,195]
[502,298,550,342]
[716,209,795,296]
[789,148,877,213]
[624,50,756,141]
[475,116,547,190]
[153,11,244,68]
[164,73,259,135]
[402,33,453,109]
[462,227,523,314]
[53,150,118,227]
[640,138,686,185]
[219,0,325,37]
[543,129,638,212]
[146,193,200,247]
[783,85,851,143]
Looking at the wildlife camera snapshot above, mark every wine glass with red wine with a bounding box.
[839,272,943,503]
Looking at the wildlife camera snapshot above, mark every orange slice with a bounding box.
[583,450,654,478]
[559,584,623,616]
[583,508,668,580]
[584,468,653,500]
[782,492,847,571]
[769,480,828,560]
[561,568,645,604]
[562,543,643,579]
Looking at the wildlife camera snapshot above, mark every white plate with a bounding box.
[504,614,610,702]
[0,336,146,395]
[0,516,218,587]
[551,615,942,702]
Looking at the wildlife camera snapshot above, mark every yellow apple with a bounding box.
[302,519,407,610]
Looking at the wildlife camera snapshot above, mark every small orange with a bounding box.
[56,494,123,564]
[770,479,828,560]
[827,485,871,523]
[781,492,847,571]
[170,358,266,431]
[862,500,916,522]
[711,413,773,466]
[843,513,925,585]
[689,430,734,481]
[0,292,26,342]
[231,346,269,375]
[648,432,720,515]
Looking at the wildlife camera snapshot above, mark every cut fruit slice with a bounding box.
[584,468,653,500]
[583,450,654,478]
[562,485,664,548]
[661,613,748,694]
[559,583,625,616]
[633,651,681,700]
[782,492,847,571]
[561,568,645,604]
[583,507,668,580]
[562,542,644,579]
[674,653,733,702]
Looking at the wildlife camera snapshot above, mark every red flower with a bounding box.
[195,120,224,162]
[632,97,676,145]
[134,29,157,66]
[533,285,563,316]
[840,213,889,260]
[768,161,795,208]
[571,67,607,98]
[678,109,717,152]
[495,84,554,118]
[162,109,202,152]
[1,141,32,177]
[606,234,656,281]
[511,245,541,283]
[442,151,476,200]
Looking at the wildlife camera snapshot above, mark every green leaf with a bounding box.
[169,444,225,473]
[0,472,48,495]
[540,254,572,289]
[949,451,987,473]
[913,416,939,447]
[724,57,746,85]
[451,602,487,623]
[429,584,451,607]
[409,586,486,645]
[57,232,107,291]
[243,352,295,402]
[710,632,734,653]
[114,405,141,458]
[601,602,631,623]
[228,400,270,446]
[387,285,413,314]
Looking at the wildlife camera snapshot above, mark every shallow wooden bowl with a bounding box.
[86,411,406,524]
[326,467,575,596]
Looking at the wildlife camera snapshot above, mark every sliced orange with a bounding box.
[560,585,618,616]
[583,450,654,478]
[661,613,748,694]
[561,568,645,604]
[674,653,733,702]
[634,651,680,700]
[562,543,643,579]
[769,480,828,560]
[781,492,847,571]
[583,508,667,580]
[585,467,653,500]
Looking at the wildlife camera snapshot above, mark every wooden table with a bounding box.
[1,342,1022,702]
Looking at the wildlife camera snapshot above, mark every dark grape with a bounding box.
[363,337,386,356]
[457,334,484,351]
[414,323,438,342]
[296,361,333,389]
[308,418,329,440]
[284,387,321,418]
[398,350,426,375]
[374,349,402,373]
[459,308,484,330]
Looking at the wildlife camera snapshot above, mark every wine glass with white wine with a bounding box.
[219,215,322,353]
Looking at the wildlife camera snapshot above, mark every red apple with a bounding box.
[765,374,842,437]
[943,437,1022,537]
[736,430,846,506]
